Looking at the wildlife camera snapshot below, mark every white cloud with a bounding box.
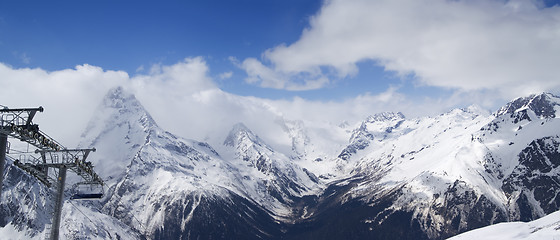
[131,57,215,96]
[218,71,233,80]
[2,1,559,154]
[135,65,145,73]
[0,57,301,150]
[0,57,215,146]
[13,52,31,64]
[237,57,330,91]
[0,63,129,146]
[241,0,560,98]
[0,57,504,155]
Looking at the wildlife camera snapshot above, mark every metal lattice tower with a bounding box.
[0,106,103,240]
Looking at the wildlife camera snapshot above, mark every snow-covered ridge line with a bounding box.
[3,89,560,239]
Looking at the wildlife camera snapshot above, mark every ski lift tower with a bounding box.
[0,106,48,200]
[0,106,103,240]
[17,148,103,240]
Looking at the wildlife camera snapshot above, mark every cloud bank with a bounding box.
[240,0,560,98]
[0,58,464,152]
[3,0,558,150]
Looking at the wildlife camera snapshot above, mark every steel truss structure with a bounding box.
[0,106,103,240]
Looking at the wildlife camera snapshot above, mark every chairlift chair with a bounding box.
[70,182,104,200]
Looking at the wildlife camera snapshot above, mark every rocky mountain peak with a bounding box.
[223,123,267,149]
[366,112,405,123]
[87,86,157,133]
[102,87,153,119]
[497,92,560,119]
[338,112,407,161]
[103,86,130,107]
[78,87,160,178]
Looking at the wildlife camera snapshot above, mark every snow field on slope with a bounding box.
[360,110,495,193]
[0,223,35,240]
[448,210,560,240]
[61,202,139,240]
[481,109,560,178]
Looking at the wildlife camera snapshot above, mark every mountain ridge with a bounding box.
[2,89,560,239]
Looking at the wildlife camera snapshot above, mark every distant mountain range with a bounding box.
[2,87,560,239]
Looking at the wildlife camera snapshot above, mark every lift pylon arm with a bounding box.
[34,148,104,186]
[0,106,43,126]
[13,159,53,187]
[0,106,44,113]
[0,106,63,151]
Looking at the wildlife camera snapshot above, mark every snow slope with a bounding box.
[448,210,560,240]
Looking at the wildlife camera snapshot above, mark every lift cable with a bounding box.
[64,193,113,238]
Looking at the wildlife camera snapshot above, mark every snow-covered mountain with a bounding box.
[2,89,560,240]
[0,157,52,239]
[78,87,315,239]
[282,93,560,239]
[222,122,320,215]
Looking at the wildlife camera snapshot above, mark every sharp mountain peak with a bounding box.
[497,92,560,118]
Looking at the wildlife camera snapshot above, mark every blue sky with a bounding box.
[0,0,442,101]
[2,0,559,102]
[1,0,560,145]
[1,0,332,97]
[0,0,319,69]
